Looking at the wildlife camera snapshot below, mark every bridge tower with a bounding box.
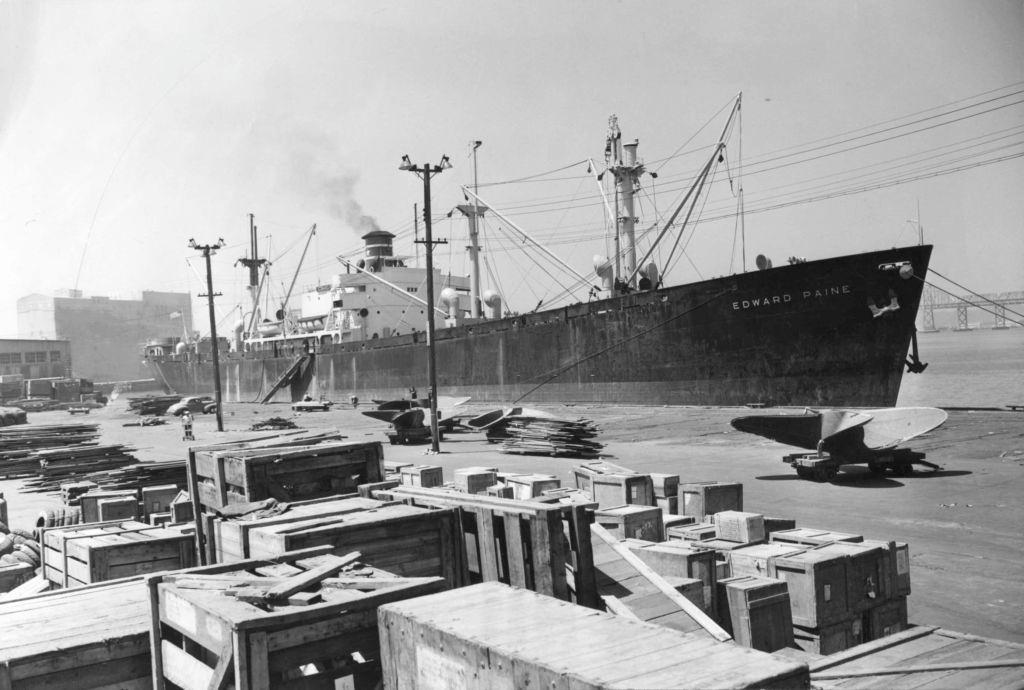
[954,302,970,331]
[920,285,937,332]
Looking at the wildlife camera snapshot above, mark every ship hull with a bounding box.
[147,245,932,407]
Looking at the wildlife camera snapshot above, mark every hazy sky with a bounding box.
[1,0,1022,337]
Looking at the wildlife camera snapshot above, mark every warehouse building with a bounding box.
[0,338,72,380]
[17,289,192,382]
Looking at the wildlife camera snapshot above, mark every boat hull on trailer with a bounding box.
[146,244,931,407]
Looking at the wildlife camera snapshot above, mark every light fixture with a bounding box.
[399,154,413,171]
[439,154,451,170]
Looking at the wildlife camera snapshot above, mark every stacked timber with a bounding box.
[82,458,187,493]
[499,416,604,458]
[0,406,27,427]
[14,444,138,491]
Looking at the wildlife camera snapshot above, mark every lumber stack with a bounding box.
[15,444,138,492]
[82,458,187,492]
[499,416,604,458]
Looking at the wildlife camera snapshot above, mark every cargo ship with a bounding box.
[144,98,932,407]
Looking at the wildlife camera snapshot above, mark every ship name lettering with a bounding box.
[731,284,851,311]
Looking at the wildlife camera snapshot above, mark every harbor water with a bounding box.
[896,327,1024,408]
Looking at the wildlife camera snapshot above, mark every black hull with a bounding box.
[146,245,932,407]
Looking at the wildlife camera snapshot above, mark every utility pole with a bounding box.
[400,154,451,453]
[413,203,420,266]
[190,238,226,432]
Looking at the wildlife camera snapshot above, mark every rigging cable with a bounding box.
[926,269,1024,321]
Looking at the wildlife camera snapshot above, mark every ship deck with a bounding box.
[2,401,1021,644]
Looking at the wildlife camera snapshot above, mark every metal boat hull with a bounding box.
[146,245,932,407]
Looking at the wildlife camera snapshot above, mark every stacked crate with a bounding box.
[650,473,680,514]
[715,575,795,652]
[41,520,195,587]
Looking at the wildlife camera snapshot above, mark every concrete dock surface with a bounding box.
[2,400,1021,644]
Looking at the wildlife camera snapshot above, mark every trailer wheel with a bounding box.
[795,467,814,480]
[893,463,914,477]
[867,461,887,475]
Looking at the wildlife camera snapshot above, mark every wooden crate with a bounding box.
[150,548,446,690]
[771,546,850,627]
[663,513,696,530]
[590,473,654,508]
[141,484,180,518]
[0,578,152,689]
[595,505,663,541]
[98,496,138,521]
[729,542,806,578]
[571,460,637,495]
[714,511,767,543]
[864,596,908,640]
[504,473,560,499]
[192,441,384,511]
[382,485,599,608]
[60,480,98,506]
[378,582,810,689]
[667,521,716,541]
[0,562,33,594]
[679,481,742,520]
[42,520,196,587]
[80,489,137,523]
[216,497,463,588]
[719,575,794,652]
[626,541,718,613]
[453,467,497,494]
[649,472,679,499]
[856,538,911,599]
[793,616,863,655]
[169,491,193,524]
[763,516,797,534]
[399,464,443,487]
[656,495,679,515]
[769,527,863,547]
[812,541,886,614]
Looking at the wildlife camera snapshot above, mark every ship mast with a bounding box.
[456,140,486,318]
[238,213,267,328]
[605,115,645,291]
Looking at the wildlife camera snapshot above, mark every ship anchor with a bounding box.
[905,331,928,374]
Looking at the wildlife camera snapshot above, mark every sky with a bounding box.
[1,0,1022,337]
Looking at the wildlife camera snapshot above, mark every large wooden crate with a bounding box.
[42,520,196,587]
[717,575,794,652]
[378,582,810,689]
[793,616,864,655]
[192,440,384,510]
[811,541,886,614]
[150,547,445,690]
[623,540,718,613]
[590,473,654,508]
[79,489,138,523]
[213,496,463,588]
[595,504,664,541]
[380,485,599,608]
[728,542,807,579]
[771,546,849,627]
[0,578,152,689]
[679,481,742,520]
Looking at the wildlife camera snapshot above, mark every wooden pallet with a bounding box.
[149,547,445,690]
[378,485,599,608]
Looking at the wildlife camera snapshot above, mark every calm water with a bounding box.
[896,327,1024,407]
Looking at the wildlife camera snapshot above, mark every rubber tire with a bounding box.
[795,466,814,480]
[18,539,40,559]
[9,549,34,567]
[15,544,39,567]
[10,528,33,540]
[893,463,914,477]
[36,510,54,530]
[0,534,14,557]
[65,506,82,525]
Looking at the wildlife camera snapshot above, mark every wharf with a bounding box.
[1,400,1021,646]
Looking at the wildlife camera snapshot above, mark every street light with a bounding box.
[399,155,451,453]
[189,238,226,432]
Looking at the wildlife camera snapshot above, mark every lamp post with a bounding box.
[400,154,451,453]
[189,238,226,432]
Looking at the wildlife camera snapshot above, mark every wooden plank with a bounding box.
[148,576,166,690]
[206,638,235,690]
[247,631,271,690]
[569,504,599,608]
[244,552,361,603]
[601,595,642,620]
[809,626,939,672]
[502,512,528,588]
[475,509,501,582]
[186,449,206,565]
[161,641,214,690]
[590,523,732,642]
[811,659,1024,680]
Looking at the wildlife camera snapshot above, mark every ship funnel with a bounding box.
[593,255,614,291]
[232,319,245,352]
[439,287,460,318]
[483,289,502,319]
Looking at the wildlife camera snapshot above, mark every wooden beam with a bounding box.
[812,659,1024,679]
[261,552,360,602]
[601,595,642,620]
[590,523,732,642]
